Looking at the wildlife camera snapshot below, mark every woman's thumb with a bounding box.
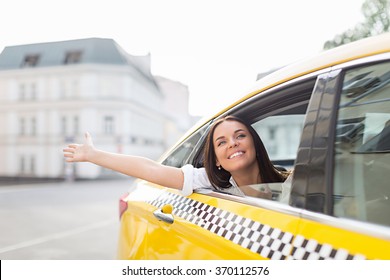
[84,132,93,146]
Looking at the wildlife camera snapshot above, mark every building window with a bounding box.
[61,116,67,136]
[31,83,37,100]
[59,81,66,99]
[104,116,115,135]
[73,116,79,135]
[19,118,25,136]
[20,156,25,174]
[64,51,82,64]
[31,117,37,136]
[70,79,79,98]
[19,83,38,100]
[30,156,36,174]
[21,54,40,67]
[19,84,26,100]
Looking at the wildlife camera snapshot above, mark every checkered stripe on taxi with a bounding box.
[148,192,366,260]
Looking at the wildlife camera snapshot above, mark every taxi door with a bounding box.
[290,57,390,260]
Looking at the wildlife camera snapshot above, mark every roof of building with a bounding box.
[0,37,156,83]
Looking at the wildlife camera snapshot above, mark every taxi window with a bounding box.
[333,61,390,227]
[162,125,208,168]
[253,114,305,170]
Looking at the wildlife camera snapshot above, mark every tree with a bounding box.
[323,0,390,50]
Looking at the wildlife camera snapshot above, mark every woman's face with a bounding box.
[213,120,258,174]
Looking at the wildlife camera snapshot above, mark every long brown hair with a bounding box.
[203,115,289,189]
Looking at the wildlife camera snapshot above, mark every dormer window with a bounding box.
[64,51,82,64]
[22,54,40,67]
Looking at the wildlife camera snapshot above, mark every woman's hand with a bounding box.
[63,132,95,162]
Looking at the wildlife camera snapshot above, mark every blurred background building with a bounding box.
[0,38,196,181]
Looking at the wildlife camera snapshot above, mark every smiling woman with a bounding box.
[63,115,290,198]
[203,115,290,194]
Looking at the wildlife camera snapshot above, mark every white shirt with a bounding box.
[180,164,245,197]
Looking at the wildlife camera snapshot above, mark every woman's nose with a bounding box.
[229,138,238,148]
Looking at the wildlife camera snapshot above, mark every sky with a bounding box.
[0,0,366,116]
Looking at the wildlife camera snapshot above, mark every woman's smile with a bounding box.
[228,150,245,159]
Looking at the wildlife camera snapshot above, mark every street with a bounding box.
[0,178,132,260]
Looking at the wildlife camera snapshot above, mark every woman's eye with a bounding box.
[237,134,246,139]
[217,140,226,147]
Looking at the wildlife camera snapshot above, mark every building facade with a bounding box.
[0,38,193,180]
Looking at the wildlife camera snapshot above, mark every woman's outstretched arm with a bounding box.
[63,132,184,190]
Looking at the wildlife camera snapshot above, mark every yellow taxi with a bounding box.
[118,33,390,260]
